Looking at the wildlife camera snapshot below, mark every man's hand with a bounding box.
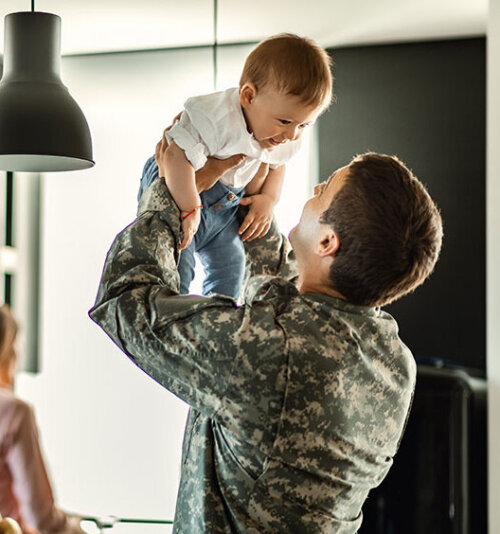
[238,194,276,242]
[195,154,246,193]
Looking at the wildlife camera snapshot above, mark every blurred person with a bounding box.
[0,306,87,534]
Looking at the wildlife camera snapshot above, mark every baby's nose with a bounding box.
[284,126,300,140]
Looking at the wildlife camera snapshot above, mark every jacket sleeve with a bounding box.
[89,179,288,449]
[242,216,298,282]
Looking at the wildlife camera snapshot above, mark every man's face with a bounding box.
[289,164,350,259]
[240,85,322,150]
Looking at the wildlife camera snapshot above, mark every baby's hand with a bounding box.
[238,194,275,242]
[180,207,202,250]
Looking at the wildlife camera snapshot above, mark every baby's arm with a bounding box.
[244,162,269,196]
[163,141,202,250]
[238,164,285,242]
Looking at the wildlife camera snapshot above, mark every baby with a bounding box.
[138,33,333,299]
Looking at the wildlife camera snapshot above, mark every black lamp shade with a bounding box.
[0,12,94,172]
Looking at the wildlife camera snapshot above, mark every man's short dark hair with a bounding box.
[320,153,443,307]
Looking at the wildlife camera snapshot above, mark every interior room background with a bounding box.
[1,15,498,533]
[320,38,485,372]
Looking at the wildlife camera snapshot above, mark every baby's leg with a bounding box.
[137,155,159,201]
[198,218,246,299]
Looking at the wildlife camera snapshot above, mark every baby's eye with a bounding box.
[279,119,292,125]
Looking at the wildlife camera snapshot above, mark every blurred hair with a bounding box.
[0,305,18,367]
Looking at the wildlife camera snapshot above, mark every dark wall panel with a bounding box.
[318,39,485,371]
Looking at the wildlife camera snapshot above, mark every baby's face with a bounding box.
[240,85,322,150]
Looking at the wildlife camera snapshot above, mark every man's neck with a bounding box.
[296,277,346,300]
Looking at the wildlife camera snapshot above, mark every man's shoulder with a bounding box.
[244,276,300,307]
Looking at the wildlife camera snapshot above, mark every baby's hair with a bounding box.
[240,33,333,110]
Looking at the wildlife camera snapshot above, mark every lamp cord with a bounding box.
[31,0,35,12]
[212,0,218,91]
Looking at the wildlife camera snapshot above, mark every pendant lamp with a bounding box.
[0,9,94,172]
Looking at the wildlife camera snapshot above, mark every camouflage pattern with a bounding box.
[90,178,416,533]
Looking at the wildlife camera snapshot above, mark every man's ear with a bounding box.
[240,83,257,108]
[316,228,340,257]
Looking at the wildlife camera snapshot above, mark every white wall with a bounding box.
[488,1,500,532]
[18,47,214,528]
[15,44,316,532]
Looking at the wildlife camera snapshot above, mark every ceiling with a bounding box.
[0,0,488,56]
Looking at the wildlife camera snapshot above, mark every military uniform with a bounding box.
[90,178,416,533]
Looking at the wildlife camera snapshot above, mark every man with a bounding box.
[90,139,442,533]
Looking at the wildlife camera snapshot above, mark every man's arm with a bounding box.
[242,217,297,281]
[90,178,287,448]
[241,163,298,281]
